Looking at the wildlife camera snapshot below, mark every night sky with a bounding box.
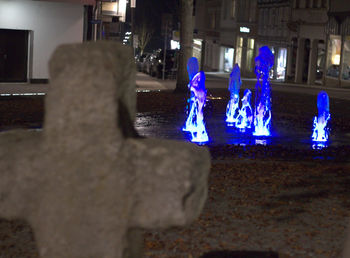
[134,0,178,51]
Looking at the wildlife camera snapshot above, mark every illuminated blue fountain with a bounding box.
[311,91,330,147]
[253,46,274,136]
[226,64,241,125]
[235,89,253,131]
[182,57,209,143]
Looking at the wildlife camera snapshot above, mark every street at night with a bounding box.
[1,0,350,257]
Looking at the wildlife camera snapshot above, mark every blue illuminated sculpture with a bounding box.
[312,91,330,143]
[253,46,274,136]
[235,89,253,131]
[226,64,241,125]
[182,57,209,143]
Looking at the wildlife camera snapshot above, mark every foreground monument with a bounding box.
[0,42,210,258]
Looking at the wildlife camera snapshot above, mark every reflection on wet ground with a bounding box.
[135,111,350,150]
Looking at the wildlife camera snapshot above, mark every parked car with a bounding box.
[150,49,178,79]
[136,53,151,72]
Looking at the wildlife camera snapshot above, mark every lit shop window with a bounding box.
[230,0,236,19]
[326,35,341,78]
[277,48,287,80]
[235,37,243,68]
[342,36,350,80]
[246,38,255,71]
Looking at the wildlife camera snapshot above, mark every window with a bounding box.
[230,0,236,19]
[249,0,257,22]
[326,35,341,78]
[210,12,216,29]
[246,38,255,71]
[223,0,228,20]
[235,37,243,67]
[342,36,350,80]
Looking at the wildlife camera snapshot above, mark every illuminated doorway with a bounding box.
[277,48,287,80]
[223,47,234,72]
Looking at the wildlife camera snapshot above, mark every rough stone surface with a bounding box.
[343,224,350,258]
[0,41,210,258]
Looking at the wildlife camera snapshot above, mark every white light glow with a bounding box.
[170,40,180,50]
[118,0,127,22]
[240,27,250,33]
[332,54,340,65]
[0,93,46,96]
[193,39,202,46]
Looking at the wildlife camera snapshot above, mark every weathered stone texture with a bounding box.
[0,41,210,258]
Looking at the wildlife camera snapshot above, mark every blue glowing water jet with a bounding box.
[235,89,253,131]
[182,57,209,143]
[253,46,274,136]
[226,64,241,125]
[311,91,330,143]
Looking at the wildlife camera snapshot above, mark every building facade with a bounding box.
[0,0,94,82]
[286,0,328,85]
[257,0,291,81]
[324,0,350,87]
[195,0,349,88]
[194,0,258,77]
[194,0,222,72]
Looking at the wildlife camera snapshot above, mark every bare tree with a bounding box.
[135,23,153,56]
[175,0,193,93]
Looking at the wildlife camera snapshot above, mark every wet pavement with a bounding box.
[135,110,350,150]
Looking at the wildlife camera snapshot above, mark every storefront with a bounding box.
[221,46,234,72]
[233,26,257,77]
[193,39,203,69]
[273,47,287,81]
[255,44,288,81]
[324,14,350,87]
[325,35,350,87]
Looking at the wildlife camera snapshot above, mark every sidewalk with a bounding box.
[1,71,350,99]
[0,83,47,96]
[0,72,176,96]
[206,71,350,92]
[135,72,176,91]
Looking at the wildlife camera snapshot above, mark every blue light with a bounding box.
[235,89,253,131]
[226,64,241,124]
[253,46,274,136]
[182,57,209,143]
[311,91,330,144]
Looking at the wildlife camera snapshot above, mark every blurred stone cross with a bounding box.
[0,42,210,258]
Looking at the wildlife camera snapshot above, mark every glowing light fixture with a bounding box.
[182,57,209,143]
[118,0,127,22]
[240,27,250,33]
[226,64,241,125]
[332,54,340,65]
[311,91,330,143]
[235,89,253,131]
[253,46,274,136]
[170,40,180,50]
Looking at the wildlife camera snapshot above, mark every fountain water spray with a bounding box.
[182,57,209,143]
[311,91,330,143]
[226,64,241,125]
[235,89,253,131]
[253,46,274,136]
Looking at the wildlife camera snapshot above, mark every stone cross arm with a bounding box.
[0,41,210,258]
